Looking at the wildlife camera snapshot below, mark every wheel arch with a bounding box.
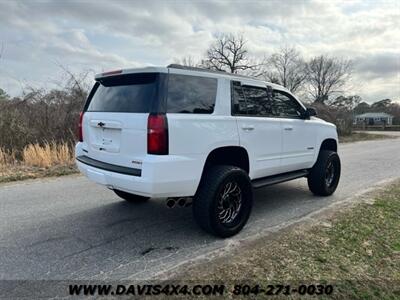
[320,138,338,152]
[310,138,338,168]
[202,146,250,176]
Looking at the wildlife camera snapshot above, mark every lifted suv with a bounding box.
[76,64,341,237]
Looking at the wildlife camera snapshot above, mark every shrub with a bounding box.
[0,72,90,152]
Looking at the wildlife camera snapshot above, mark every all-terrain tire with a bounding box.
[113,189,149,203]
[193,165,253,238]
[308,150,341,196]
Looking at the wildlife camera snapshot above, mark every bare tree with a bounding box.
[173,56,199,67]
[202,33,259,74]
[306,55,352,103]
[262,46,307,93]
[53,61,91,99]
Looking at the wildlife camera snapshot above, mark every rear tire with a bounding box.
[193,165,253,238]
[308,150,341,196]
[113,189,149,203]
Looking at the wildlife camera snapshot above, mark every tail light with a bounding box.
[147,114,168,155]
[78,112,84,142]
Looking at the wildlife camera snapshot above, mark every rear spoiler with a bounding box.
[94,67,168,81]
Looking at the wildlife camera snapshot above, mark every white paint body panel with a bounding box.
[76,67,338,198]
[236,116,282,178]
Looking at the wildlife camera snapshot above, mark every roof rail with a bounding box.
[166,64,260,80]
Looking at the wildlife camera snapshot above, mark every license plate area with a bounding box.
[89,120,122,153]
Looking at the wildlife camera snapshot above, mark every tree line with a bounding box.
[0,33,399,153]
[175,33,399,133]
[176,33,353,105]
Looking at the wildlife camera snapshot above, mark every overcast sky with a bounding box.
[0,0,399,103]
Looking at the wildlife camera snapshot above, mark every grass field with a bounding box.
[175,181,400,299]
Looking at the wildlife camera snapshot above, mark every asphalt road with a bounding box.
[1,138,399,280]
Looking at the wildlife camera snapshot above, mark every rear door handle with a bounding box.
[284,126,293,131]
[241,126,255,131]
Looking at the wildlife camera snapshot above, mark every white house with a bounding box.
[354,112,393,125]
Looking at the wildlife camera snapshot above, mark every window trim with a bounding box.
[230,81,277,118]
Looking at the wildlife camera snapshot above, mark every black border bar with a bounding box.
[76,155,141,177]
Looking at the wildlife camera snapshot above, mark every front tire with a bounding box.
[113,189,149,203]
[193,165,253,238]
[308,150,341,196]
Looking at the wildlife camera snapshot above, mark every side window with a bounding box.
[242,85,274,117]
[167,74,217,114]
[231,81,274,117]
[273,90,304,118]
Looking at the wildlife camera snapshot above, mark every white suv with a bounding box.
[76,64,341,237]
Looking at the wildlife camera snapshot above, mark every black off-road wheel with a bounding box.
[193,165,253,238]
[308,150,341,196]
[113,189,149,203]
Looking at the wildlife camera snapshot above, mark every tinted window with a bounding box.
[87,73,157,113]
[242,85,274,117]
[232,82,274,117]
[167,74,217,114]
[232,82,247,115]
[273,90,304,118]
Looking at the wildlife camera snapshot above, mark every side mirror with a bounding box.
[304,107,317,119]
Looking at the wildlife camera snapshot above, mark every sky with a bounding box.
[0,0,399,103]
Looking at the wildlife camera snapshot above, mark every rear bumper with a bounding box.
[75,144,203,198]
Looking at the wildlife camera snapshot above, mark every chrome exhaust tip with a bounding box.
[178,197,192,207]
[178,198,187,207]
[166,198,176,208]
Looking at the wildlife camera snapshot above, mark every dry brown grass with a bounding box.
[0,142,77,183]
[0,148,17,170]
[0,142,74,168]
[22,142,74,168]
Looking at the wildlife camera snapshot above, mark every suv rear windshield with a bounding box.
[86,73,160,113]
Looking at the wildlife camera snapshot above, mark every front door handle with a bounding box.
[284,126,293,131]
[242,126,255,131]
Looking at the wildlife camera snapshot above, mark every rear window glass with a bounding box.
[167,74,217,114]
[87,73,157,113]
